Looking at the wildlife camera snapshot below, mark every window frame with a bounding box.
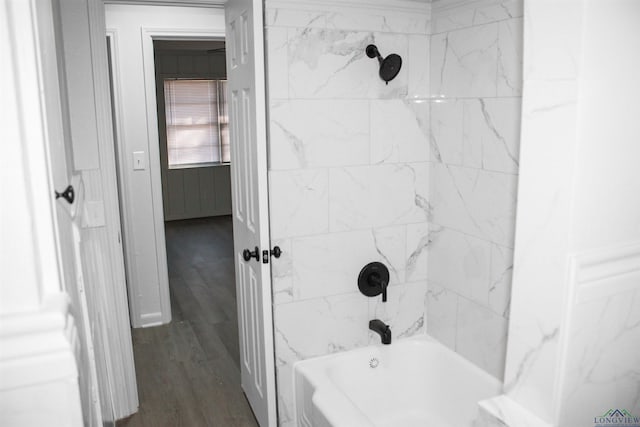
[162,77,230,169]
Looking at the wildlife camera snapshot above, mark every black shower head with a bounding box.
[379,53,402,83]
[365,44,402,84]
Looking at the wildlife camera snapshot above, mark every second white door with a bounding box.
[225,0,277,425]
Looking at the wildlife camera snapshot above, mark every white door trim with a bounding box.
[85,0,139,417]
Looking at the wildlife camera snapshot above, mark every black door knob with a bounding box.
[54,185,75,204]
[270,246,282,258]
[243,246,259,262]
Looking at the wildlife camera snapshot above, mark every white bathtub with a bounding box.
[293,335,502,427]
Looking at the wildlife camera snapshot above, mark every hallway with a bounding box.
[118,216,258,426]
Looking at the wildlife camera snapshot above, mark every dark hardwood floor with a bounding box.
[117,216,259,427]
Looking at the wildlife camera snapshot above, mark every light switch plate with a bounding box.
[133,151,146,170]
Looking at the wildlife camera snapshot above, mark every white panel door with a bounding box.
[32,0,104,423]
[225,0,277,426]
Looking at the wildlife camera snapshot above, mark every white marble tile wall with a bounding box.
[264,2,430,425]
[431,0,522,38]
[427,0,523,381]
[430,11,523,99]
[501,77,578,422]
[499,1,640,424]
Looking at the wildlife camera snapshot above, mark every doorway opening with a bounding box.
[115,39,258,426]
[104,3,277,424]
[154,40,232,222]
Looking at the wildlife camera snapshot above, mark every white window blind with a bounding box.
[164,79,229,168]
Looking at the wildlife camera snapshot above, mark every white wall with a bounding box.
[427,0,523,381]
[0,13,46,316]
[105,4,225,327]
[571,1,640,250]
[264,1,430,425]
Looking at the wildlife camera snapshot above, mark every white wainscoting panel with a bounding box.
[558,242,640,426]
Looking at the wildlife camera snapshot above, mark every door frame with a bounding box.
[61,0,140,419]
[107,24,226,327]
[139,29,227,325]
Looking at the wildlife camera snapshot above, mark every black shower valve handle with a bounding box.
[358,262,390,303]
[369,273,388,302]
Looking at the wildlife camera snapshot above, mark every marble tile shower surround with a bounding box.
[431,0,523,35]
[264,1,430,425]
[263,2,640,427]
[427,0,523,381]
[264,0,524,424]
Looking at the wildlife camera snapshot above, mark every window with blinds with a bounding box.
[163,79,229,168]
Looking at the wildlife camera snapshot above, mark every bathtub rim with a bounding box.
[292,333,504,427]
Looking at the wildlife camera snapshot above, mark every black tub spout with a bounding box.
[369,319,392,345]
